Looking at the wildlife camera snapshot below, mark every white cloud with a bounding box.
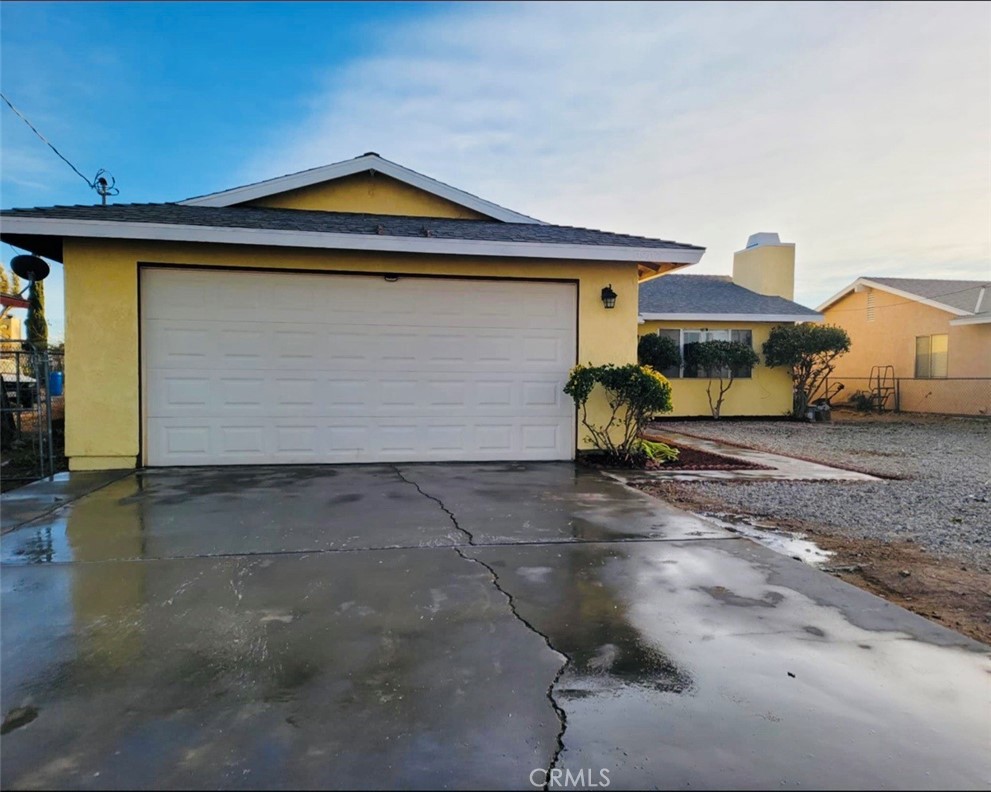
[243,0,990,305]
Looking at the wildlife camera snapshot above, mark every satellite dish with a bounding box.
[10,255,49,282]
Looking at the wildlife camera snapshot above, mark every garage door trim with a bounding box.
[138,262,580,466]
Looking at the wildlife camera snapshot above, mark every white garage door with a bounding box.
[141,268,577,465]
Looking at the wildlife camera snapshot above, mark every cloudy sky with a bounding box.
[2,1,989,340]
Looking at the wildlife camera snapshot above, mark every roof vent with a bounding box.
[746,232,781,249]
[362,151,380,157]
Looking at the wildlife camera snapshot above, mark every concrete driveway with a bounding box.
[1,464,988,790]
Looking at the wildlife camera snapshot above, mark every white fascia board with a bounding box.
[179,154,545,225]
[818,277,970,315]
[816,280,859,312]
[0,216,705,265]
[639,312,823,323]
[949,313,991,326]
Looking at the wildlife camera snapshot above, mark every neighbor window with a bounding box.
[915,334,948,378]
[660,329,754,379]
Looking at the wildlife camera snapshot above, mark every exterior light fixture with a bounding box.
[601,284,617,309]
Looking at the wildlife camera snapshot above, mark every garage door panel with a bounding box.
[148,372,571,419]
[143,269,576,465]
[147,321,568,374]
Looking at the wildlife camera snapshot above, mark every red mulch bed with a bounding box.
[580,445,772,471]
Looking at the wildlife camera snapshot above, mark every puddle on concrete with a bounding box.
[697,512,833,566]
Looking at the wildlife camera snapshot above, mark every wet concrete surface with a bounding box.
[1,464,989,789]
[1,470,133,534]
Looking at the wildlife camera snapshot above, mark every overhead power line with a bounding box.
[1,91,118,202]
[1,92,92,187]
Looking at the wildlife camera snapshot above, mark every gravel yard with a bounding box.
[647,412,991,570]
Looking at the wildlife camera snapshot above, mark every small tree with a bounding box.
[637,333,681,372]
[26,280,48,349]
[683,340,760,419]
[762,323,851,419]
[0,265,10,294]
[564,363,673,463]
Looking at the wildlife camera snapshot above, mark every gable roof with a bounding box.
[0,203,705,268]
[639,274,822,322]
[179,153,545,224]
[817,277,990,323]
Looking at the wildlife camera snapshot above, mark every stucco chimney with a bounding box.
[732,233,795,301]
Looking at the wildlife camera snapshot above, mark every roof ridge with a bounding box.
[178,153,546,224]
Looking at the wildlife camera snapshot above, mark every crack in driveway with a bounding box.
[392,465,570,787]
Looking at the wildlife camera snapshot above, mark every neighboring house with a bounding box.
[639,233,821,417]
[818,277,991,415]
[0,292,26,340]
[0,153,704,469]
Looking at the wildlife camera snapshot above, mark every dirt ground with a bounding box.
[638,480,991,646]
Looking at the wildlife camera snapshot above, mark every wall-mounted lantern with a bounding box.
[601,284,617,309]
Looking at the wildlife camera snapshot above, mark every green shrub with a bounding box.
[639,439,680,463]
[763,324,851,419]
[682,340,760,419]
[564,363,673,463]
[637,333,681,372]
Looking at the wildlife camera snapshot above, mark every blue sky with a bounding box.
[2,1,989,342]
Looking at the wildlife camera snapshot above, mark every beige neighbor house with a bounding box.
[818,277,991,416]
[638,233,822,417]
[0,153,705,470]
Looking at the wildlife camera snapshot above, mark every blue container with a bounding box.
[48,371,64,397]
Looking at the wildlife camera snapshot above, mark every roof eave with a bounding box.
[818,277,971,315]
[949,313,991,326]
[638,311,823,323]
[0,216,706,266]
[179,154,546,225]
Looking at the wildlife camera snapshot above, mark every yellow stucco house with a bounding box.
[0,153,705,470]
[638,233,822,417]
[818,277,991,415]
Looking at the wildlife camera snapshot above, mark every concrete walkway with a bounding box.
[1,464,987,790]
[638,428,882,481]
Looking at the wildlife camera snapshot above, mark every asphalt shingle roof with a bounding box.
[0,203,703,251]
[865,277,989,315]
[639,274,821,317]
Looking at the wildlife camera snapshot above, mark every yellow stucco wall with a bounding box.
[732,244,795,301]
[638,320,793,417]
[0,314,21,340]
[243,172,490,219]
[823,288,991,379]
[62,237,639,469]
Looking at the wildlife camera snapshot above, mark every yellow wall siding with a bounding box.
[638,320,793,417]
[62,238,638,469]
[732,244,795,301]
[243,172,490,219]
[950,323,991,378]
[0,314,21,339]
[63,245,140,465]
[823,289,991,379]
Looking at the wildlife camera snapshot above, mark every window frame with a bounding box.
[915,333,948,379]
[658,328,755,380]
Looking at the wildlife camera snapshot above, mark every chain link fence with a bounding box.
[1,340,65,491]
[817,375,991,417]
